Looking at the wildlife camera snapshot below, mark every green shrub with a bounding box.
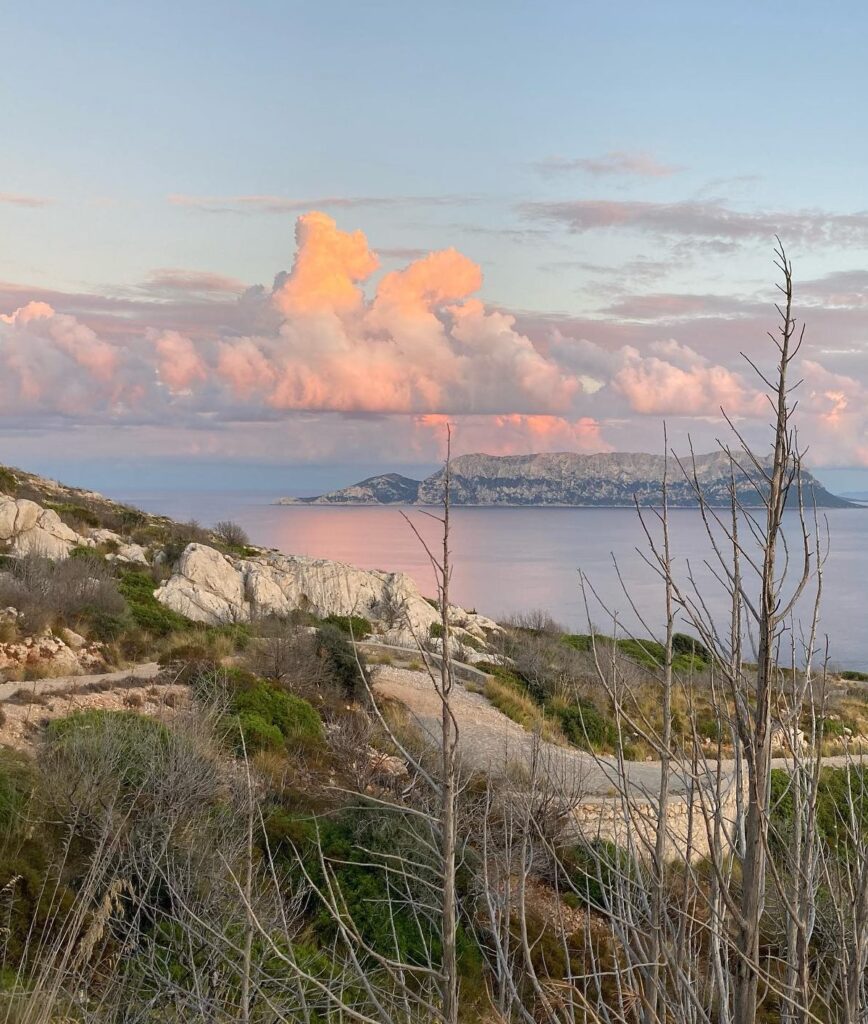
[117,570,192,637]
[696,711,724,742]
[44,502,100,529]
[293,811,481,978]
[233,711,285,753]
[841,670,868,682]
[68,545,103,561]
[563,633,707,674]
[0,468,17,496]
[78,606,128,642]
[672,632,711,663]
[547,696,618,751]
[564,840,635,911]
[227,675,323,754]
[0,750,34,833]
[46,710,171,795]
[429,621,444,639]
[561,633,594,652]
[317,624,365,698]
[771,766,868,854]
[323,614,371,638]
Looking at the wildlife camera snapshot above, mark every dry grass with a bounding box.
[484,677,565,745]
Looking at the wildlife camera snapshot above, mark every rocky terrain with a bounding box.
[279,450,856,508]
[0,464,501,676]
[155,541,500,654]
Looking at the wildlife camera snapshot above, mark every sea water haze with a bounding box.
[119,492,868,670]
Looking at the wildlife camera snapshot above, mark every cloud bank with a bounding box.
[1,210,866,466]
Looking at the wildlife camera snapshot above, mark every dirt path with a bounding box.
[0,662,161,702]
[374,665,692,798]
[373,666,868,799]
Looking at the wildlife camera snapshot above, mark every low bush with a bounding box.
[0,469,18,496]
[222,672,324,755]
[0,554,125,634]
[160,520,212,565]
[117,570,191,637]
[323,614,371,638]
[563,839,636,912]
[43,502,100,530]
[484,677,563,744]
[317,623,365,698]
[547,695,618,752]
[562,633,706,675]
[45,710,172,796]
[212,520,250,549]
[234,711,285,753]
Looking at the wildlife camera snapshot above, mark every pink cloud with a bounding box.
[521,198,868,249]
[0,192,53,208]
[534,151,683,178]
[272,211,379,316]
[613,341,764,417]
[4,210,868,468]
[153,330,208,392]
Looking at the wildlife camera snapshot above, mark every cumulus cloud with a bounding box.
[0,301,126,414]
[230,212,580,415]
[613,340,764,417]
[2,210,867,466]
[153,330,208,392]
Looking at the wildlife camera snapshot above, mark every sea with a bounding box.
[115,489,868,671]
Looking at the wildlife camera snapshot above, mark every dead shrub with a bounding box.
[0,554,125,634]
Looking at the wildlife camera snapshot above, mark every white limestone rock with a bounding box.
[155,544,247,622]
[90,528,124,546]
[155,543,447,639]
[107,543,150,566]
[0,496,84,558]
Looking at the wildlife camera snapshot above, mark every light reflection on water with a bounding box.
[116,490,868,669]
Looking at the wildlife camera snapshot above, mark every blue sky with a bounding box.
[3,1,868,492]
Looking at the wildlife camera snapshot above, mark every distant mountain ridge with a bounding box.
[278,452,857,509]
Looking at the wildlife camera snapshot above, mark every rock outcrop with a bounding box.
[90,528,149,565]
[0,496,85,558]
[280,451,857,509]
[155,543,499,648]
[0,628,106,676]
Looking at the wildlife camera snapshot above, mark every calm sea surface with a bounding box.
[116,490,868,669]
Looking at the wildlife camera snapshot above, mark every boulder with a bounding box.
[90,528,124,546]
[155,544,247,622]
[0,496,84,558]
[108,543,149,566]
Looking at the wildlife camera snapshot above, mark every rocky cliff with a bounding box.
[279,451,856,509]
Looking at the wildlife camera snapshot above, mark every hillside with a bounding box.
[278,450,857,508]
[0,461,867,1023]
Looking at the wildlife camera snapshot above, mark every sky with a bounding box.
[4,0,868,493]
